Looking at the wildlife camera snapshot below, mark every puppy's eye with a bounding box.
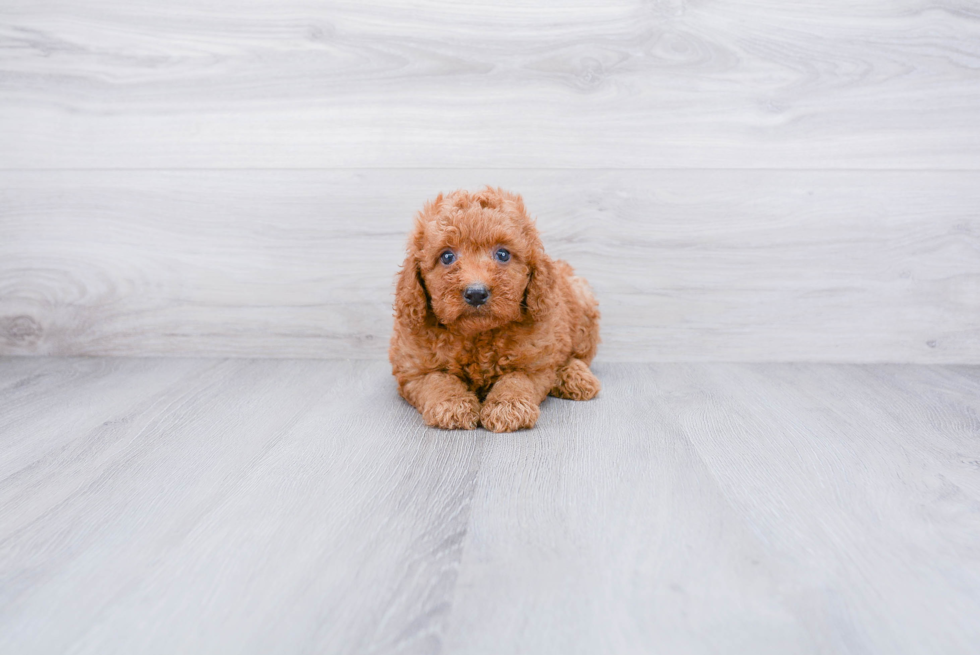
[494,248,511,263]
[440,250,456,265]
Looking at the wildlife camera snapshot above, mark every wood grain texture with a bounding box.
[0,358,484,654]
[1,358,979,653]
[2,1,980,169]
[2,169,978,362]
[442,361,980,654]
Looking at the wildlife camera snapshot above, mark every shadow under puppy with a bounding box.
[389,187,600,432]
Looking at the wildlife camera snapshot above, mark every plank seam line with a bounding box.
[2,168,980,173]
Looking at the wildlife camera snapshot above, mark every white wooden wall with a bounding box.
[1,1,978,362]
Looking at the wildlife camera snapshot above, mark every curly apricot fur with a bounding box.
[390,187,600,432]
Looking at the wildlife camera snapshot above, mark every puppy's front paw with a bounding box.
[480,397,540,433]
[423,395,481,430]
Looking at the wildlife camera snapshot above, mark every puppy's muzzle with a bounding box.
[463,284,490,307]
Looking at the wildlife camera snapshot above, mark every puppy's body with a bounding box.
[391,258,598,397]
[389,187,600,432]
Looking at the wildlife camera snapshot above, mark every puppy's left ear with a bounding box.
[524,251,558,322]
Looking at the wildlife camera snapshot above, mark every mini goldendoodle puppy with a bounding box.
[389,187,600,432]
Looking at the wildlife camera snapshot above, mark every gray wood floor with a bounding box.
[1,357,978,654]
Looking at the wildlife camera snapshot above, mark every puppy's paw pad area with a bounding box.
[423,396,481,430]
[551,360,601,400]
[480,398,540,433]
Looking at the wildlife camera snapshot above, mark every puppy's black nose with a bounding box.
[463,284,490,307]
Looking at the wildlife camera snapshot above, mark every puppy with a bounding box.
[389,187,600,432]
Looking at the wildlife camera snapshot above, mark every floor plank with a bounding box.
[0,358,484,654]
[445,364,810,654]
[2,1,979,168]
[2,169,978,362]
[1,358,978,653]
[679,364,980,654]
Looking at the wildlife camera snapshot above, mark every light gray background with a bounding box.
[2,0,978,361]
[2,3,980,654]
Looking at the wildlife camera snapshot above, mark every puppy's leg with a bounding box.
[480,370,554,433]
[401,372,481,430]
[550,358,601,401]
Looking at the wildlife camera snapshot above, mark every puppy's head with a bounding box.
[395,187,553,335]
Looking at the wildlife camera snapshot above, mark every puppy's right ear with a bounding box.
[394,217,430,331]
[394,256,428,331]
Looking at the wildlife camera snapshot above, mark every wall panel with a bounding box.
[2,169,977,361]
